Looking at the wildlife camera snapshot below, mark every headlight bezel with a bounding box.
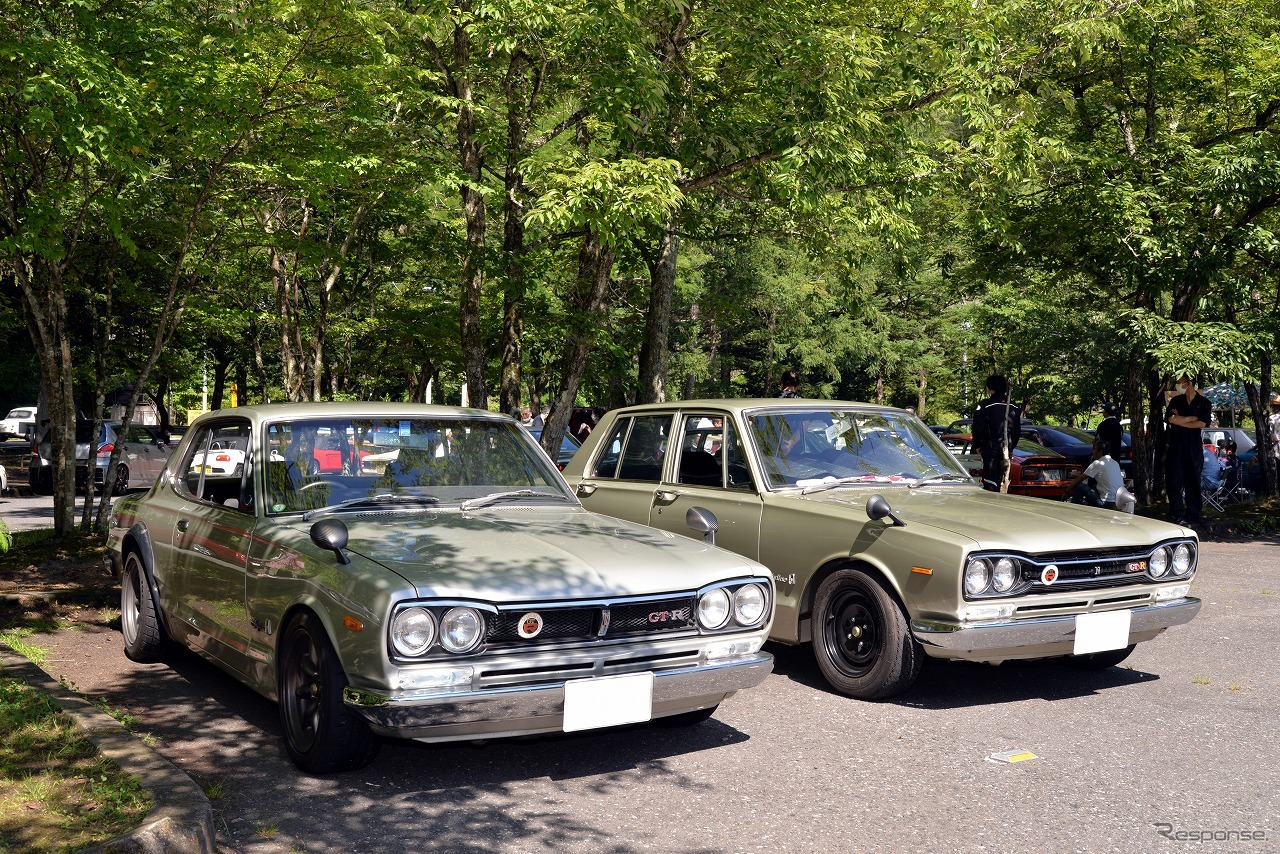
[439,606,485,654]
[962,538,1198,601]
[696,579,774,633]
[387,600,494,662]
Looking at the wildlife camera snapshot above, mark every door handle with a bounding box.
[177,520,189,532]
[576,483,597,497]
[654,490,679,503]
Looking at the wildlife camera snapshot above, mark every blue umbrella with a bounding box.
[1202,382,1253,410]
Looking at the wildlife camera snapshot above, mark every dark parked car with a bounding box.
[526,427,581,470]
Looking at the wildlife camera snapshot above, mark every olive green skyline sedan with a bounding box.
[561,400,1201,701]
[107,403,774,773]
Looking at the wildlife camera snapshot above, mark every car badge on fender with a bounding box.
[1041,565,1059,585]
[517,612,544,639]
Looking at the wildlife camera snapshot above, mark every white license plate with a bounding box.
[1074,610,1132,655]
[562,672,654,732]
[1042,469,1061,481]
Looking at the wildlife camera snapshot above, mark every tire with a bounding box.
[812,568,923,700]
[278,611,381,774]
[1065,644,1136,670]
[111,464,130,496]
[657,705,718,727]
[30,466,53,496]
[121,552,169,662]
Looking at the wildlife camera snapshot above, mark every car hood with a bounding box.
[792,485,1191,552]
[292,507,764,601]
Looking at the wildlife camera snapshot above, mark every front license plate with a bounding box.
[562,672,654,732]
[1073,610,1132,655]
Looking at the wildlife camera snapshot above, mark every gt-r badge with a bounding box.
[517,612,544,639]
[1041,565,1059,585]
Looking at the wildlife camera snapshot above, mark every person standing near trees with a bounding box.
[1097,402,1123,461]
[972,374,1021,492]
[779,370,800,398]
[1164,373,1212,524]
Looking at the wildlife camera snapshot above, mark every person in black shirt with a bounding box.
[1164,374,1213,523]
[775,369,803,399]
[1096,402,1123,462]
[972,374,1021,492]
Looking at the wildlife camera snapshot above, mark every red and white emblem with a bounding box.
[517,612,544,639]
[1040,565,1059,585]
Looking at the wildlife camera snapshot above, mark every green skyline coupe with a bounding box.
[107,403,774,773]
[561,400,1201,700]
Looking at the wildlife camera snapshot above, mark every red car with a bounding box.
[943,434,1084,500]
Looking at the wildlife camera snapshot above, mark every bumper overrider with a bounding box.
[910,596,1202,661]
[344,643,773,742]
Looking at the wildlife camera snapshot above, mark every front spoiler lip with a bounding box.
[910,597,1202,653]
[343,652,773,742]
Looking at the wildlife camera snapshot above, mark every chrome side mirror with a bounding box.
[686,506,719,545]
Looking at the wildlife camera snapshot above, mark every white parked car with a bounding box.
[1,406,37,441]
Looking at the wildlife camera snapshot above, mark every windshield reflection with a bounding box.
[263,417,568,515]
[745,409,969,489]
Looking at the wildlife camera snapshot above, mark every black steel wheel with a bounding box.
[121,552,168,662]
[812,568,922,700]
[278,611,380,774]
[111,464,130,496]
[1065,644,1136,670]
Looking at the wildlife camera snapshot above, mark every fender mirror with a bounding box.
[685,506,719,546]
[310,518,351,564]
[866,494,906,527]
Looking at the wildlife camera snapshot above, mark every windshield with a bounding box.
[263,417,571,516]
[745,408,970,488]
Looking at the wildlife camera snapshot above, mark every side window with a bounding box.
[617,415,670,482]
[176,421,253,511]
[677,415,725,488]
[591,418,630,478]
[722,421,755,490]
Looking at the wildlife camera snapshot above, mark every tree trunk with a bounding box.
[454,17,488,412]
[636,218,680,404]
[499,54,533,415]
[541,232,616,454]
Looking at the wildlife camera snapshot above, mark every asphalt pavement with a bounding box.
[11,538,1278,853]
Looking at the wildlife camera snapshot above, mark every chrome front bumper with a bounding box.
[910,597,1202,662]
[344,652,774,742]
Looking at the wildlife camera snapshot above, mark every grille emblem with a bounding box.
[517,612,544,639]
[1041,565,1059,585]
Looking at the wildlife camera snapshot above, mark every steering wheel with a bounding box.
[298,480,338,493]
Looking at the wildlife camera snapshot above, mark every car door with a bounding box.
[124,425,164,486]
[643,412,764,561]
[170,418,258,675]
[572,413,676,523]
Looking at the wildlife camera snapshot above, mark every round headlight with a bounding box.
[697,588,731,629]
[992,557,1018,593]
[390,607,436,657]
[1149,547,1170,578]
[440,607,484,653]
[1172,543,1194,575]
[733,584,768,626]
[964,559,992,596]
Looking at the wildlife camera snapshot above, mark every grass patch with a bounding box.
[0,673,151,853]
[0,629,51,666]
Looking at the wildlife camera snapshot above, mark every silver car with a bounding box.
[108,404,774,773]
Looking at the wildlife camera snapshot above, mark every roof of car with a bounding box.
[603,398,899,415]
[190,402,510,427]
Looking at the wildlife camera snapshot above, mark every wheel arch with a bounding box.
[797,556,909,644]
[273,600,348,693]
[120,523,162,606]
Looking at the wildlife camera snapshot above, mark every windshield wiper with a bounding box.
[908,473,972,489]
[305,493,440,520]
[459,490,571,511]
[798,476,866,495]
